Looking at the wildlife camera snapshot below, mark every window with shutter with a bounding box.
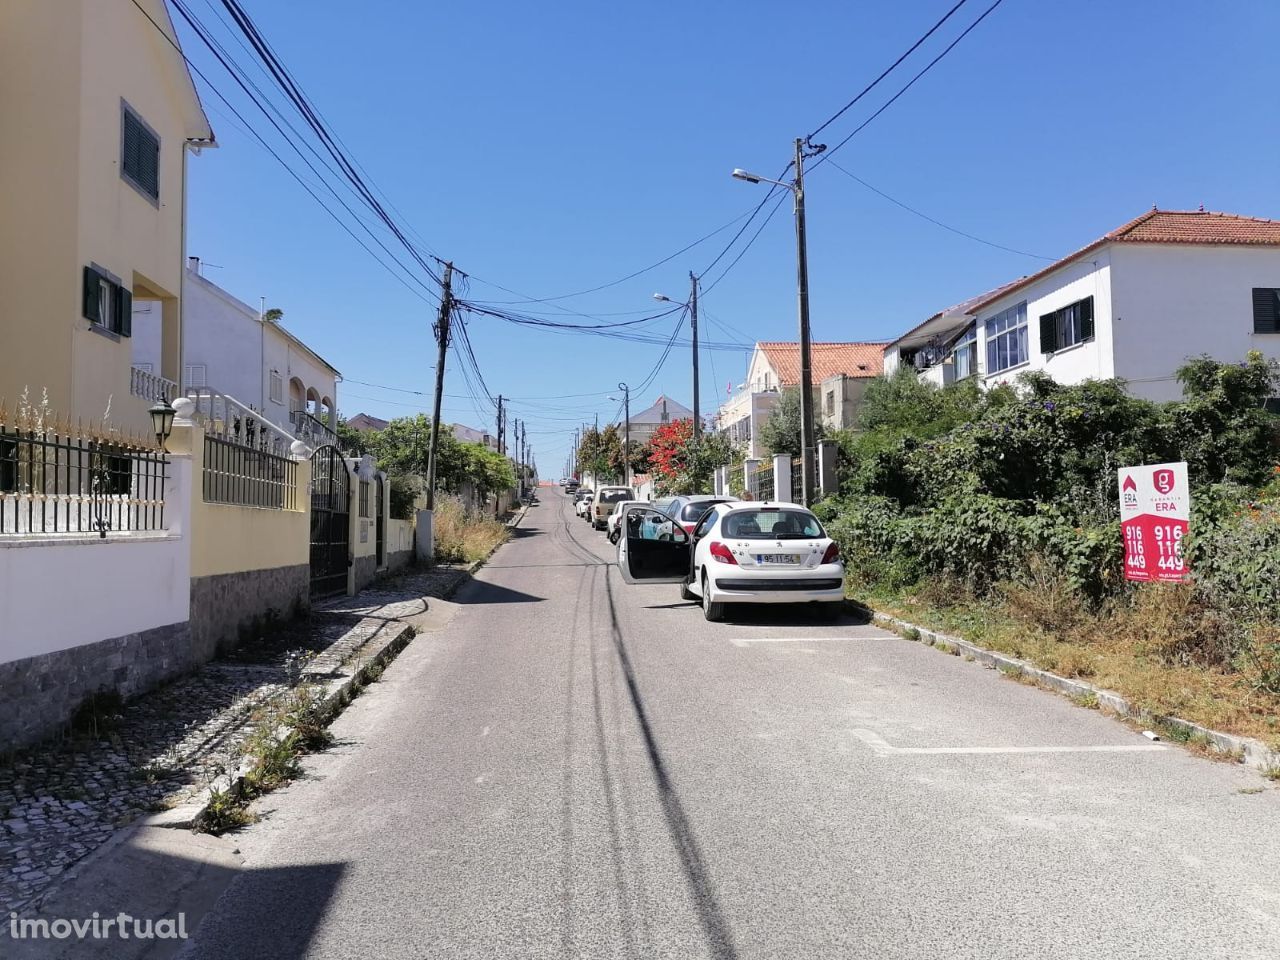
[121,103,160,202]
[1039,296,1095,354]
[1252,288,1280,334]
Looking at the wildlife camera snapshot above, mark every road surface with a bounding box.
[183,494,1280,959]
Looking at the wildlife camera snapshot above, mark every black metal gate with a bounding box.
[309,445,350,596]
[375,475,385,567]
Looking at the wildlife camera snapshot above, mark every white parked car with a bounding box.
[606,499,648,544]
[573,489,594,517]
[590,486,635,530]
[615,501,844,622]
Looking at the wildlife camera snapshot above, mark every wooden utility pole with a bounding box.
[793,137,816,507]
[425,263,453,510]
[496,395,505,455]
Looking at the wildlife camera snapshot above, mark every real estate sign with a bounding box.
[1118,461,1190,583]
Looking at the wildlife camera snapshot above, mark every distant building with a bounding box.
[622,394,694,449]
[451,423,498,449]
[346,413,390,433]
[716,342,885,456]
[882,209,1280,406]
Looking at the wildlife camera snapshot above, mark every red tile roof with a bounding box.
[757,342,886,385]
[969,209,1280,313]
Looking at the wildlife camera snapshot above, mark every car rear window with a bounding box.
[680,500,727,521]
[598,489,633,504]
[722,509,824,540]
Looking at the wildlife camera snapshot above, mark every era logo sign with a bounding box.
[1154,469,1176,495]
[1121,474,1139,507]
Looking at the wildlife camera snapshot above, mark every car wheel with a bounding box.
[680,578,697,602]
[701,573,724,622]
[609,530,620,545]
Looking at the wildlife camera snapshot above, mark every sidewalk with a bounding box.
[0,565,469,917]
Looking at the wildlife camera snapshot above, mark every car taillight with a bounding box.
[709,541,737,565]
[821,542,840,564]
[680,522,695,534]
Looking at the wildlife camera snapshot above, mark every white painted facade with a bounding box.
[890,242,1280,403]
[133,262,340,433]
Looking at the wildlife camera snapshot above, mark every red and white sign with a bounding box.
[1118,461,1190,583]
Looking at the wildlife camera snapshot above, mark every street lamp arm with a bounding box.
[731,168,796,191]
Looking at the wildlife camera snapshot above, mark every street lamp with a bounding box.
[731,137,824,507]
[148,398,176,451]
[651,273,701,439]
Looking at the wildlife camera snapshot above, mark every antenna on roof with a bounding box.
[1198,203,1205,212]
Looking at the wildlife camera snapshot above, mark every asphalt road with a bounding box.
[182,494,1280,960]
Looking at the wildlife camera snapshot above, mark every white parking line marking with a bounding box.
[728,637,837,646]
[851,729,1167,757]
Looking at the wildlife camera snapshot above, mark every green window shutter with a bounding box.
[82,266,102,323]
[1080,296,1095,340]
[117,286,133,337]
[1253,288,1280,334]
[1039,310,1057,353]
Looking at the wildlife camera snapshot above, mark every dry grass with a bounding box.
[433,495,510,564]
[871,571,1280,750]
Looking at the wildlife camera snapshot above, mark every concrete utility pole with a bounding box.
[690,271,700,440]
[425,262,453,511]
[618,381,631,488]
[793,136,816,508]
[496,395,504,455]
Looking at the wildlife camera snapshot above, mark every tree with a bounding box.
[576,425,624,482]
[335,416,371,457]
[647,418,733,495]
[759,386,825,457]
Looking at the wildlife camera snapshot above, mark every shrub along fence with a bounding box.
[818,353,1280,745]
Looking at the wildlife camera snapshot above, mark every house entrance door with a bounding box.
[309,445,350,596]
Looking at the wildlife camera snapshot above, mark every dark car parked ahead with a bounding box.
[663,495,738,535]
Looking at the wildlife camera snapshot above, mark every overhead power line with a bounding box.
[808,0,972,140]
[825,159,1053,260]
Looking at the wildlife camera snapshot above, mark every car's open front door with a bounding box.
[616,505,690,584]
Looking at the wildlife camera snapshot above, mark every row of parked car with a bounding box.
[559,479,846,623]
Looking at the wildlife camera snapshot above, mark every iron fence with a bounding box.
[751,461,774,501]
[291,409,338,447]
[0,420,167,536]
[790,458,804,503]
[203,435,297,509]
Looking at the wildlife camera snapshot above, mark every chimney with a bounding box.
[187,256,200,275]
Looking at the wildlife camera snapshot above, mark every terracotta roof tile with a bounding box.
[969,209,1280,313]
[757,342,886,385]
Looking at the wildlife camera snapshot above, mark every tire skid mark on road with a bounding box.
[600,569,741,960]
[851,728,1168,757]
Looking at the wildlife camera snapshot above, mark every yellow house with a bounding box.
[0,0,213,433]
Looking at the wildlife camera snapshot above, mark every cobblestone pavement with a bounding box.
[0,565,468,914]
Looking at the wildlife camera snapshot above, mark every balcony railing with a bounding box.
[290,409,338,448]
[1,415,167,537]
[130,366,177,403]
[186,387,295,458]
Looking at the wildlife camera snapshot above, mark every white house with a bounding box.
[133,258,341,437]
[716,341,885,457]
[624,394,694,450]
[884,209,1280,404]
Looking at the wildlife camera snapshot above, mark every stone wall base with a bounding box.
[0,621,191,752]
[189,564,309,661]
[387,548,413,574]
[352,555,378,595]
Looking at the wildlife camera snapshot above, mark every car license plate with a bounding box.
[757,554,800,564]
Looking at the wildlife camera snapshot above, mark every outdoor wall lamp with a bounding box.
[149,398,176,450]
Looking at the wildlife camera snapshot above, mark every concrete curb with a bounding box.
[152,620,416,832]
[867,608,1280,774]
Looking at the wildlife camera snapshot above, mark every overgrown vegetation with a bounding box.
[432,495,510,564]
[647,418,733,495]
[819,352,1280,745]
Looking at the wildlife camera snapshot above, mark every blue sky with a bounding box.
[178,0,1278,476]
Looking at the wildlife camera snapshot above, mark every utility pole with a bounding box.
[425,263,453,511]
[520,420,527,499]
[690,271,700,440]
[496,395,504,455]
[605,386,632,487]
[793,136,816,508]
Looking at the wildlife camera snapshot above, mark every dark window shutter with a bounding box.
[82,266,102,323]
[117,286,133,337]
[122,108,159,199]
[1039,311,1057,353]
[1253,288,1280,333]
[1080,296,1095,341]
